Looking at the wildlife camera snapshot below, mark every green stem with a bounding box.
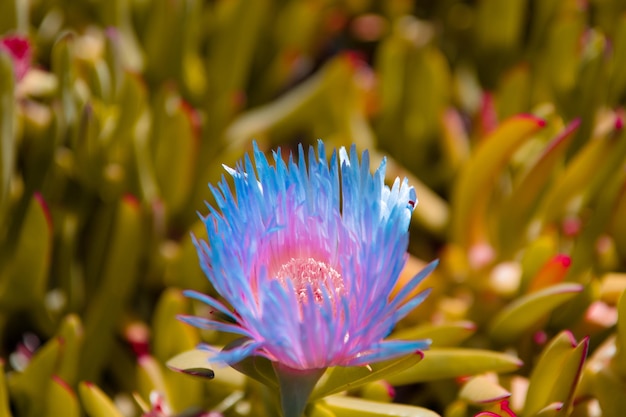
[274,364,326,417]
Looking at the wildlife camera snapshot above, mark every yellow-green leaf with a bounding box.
[44,377,79,417]
[451,114,546,247]
[458,375,510,405]
[319,395,440,417]
[310,353,423,400]
[0,360,12,417]
[8,337,63,417]
[488,283,583,345]
[78,382,124,417]
[386,349,522,386]
[523,331,584,417]
[392,321,476,347]
[498,119,579,253]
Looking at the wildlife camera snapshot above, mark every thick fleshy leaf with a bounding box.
[609,179,626,261]
[137,355,171,410]
[163,220,209,291]
[152,288,199,364]
[488,283,583,345]
[599,273,626,304]
[0,50,15,228]
[8,337,63,417]
[498,119,579,253]
[386,349,522,385]
[44,377,79,417]
[78,382,124,417]
[526,255,572,293]
[451,114,546,247]
[459,376,510,405]
[534,402,564,417]
[318,395,441,417]
[310,352,423,400]
[162,349,213,413]
[55,314,83,386]
[79,196,143,381]
[613,289,626,377]
[50,32,79,148]
[392,321,476,347]
[474,0,526,53]
[541,338,588,415]
[608,14,626,105]
[566,139,626,279]
[564,30,607,157]
[99,0,143,71]
[518,232,559,292]
[0,360,11,417]
[166,349,216,380]
[538,116,624,226]
[0,193,52,314]
[590,367,626,417]
[167,348,246,388]
[151,86,198,215]
[496,64,531,119]
[474,0,528,82]
[523,331,587,417]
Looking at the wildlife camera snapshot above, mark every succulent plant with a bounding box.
[1,0,626,416]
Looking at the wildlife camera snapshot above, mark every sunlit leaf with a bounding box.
[392,321,476,347]
[310,353,423,400]
[451,114,546,247]
[523,331,587,417]
[78,382,124,417]
[44,377,79,417]
[488,283,583,345]
[459,375,510,405]
[386,349,521,386]
[318,395,441,417]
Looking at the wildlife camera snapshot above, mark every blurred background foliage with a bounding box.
[2,0,626,416]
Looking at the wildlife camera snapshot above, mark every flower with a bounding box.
[182,141,437,371]
[0,35,31,81]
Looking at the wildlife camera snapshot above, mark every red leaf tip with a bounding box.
[554,254,572,268]
[34,192,53,231]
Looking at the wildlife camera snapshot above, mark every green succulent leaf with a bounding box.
[167,348,247,390]
[79,196,144,381]
[8,337,63,417]
[392,321,476,347]
[523,331,588,417]
[498,119,579,253]
[310,352,423,400]
[0,48,16,229]
[44,377,79,417]
[0,194,52,313]
[151,86,197,215]
[589,367,626,417]
[78,382,124,417]
[386,349,522,386]
[488,283,583,345]
[152,288,199,364]
[539,117,624,226]
[458,375,510,405]
[316,395,441,417]
[451,114,546,247]
[0,360,12,417]
[613,289,626,377]
[534,402,564,417]
[55,314,84,386]
[166,348,216,380]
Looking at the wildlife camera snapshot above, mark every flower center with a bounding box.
[274,257,344,303]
